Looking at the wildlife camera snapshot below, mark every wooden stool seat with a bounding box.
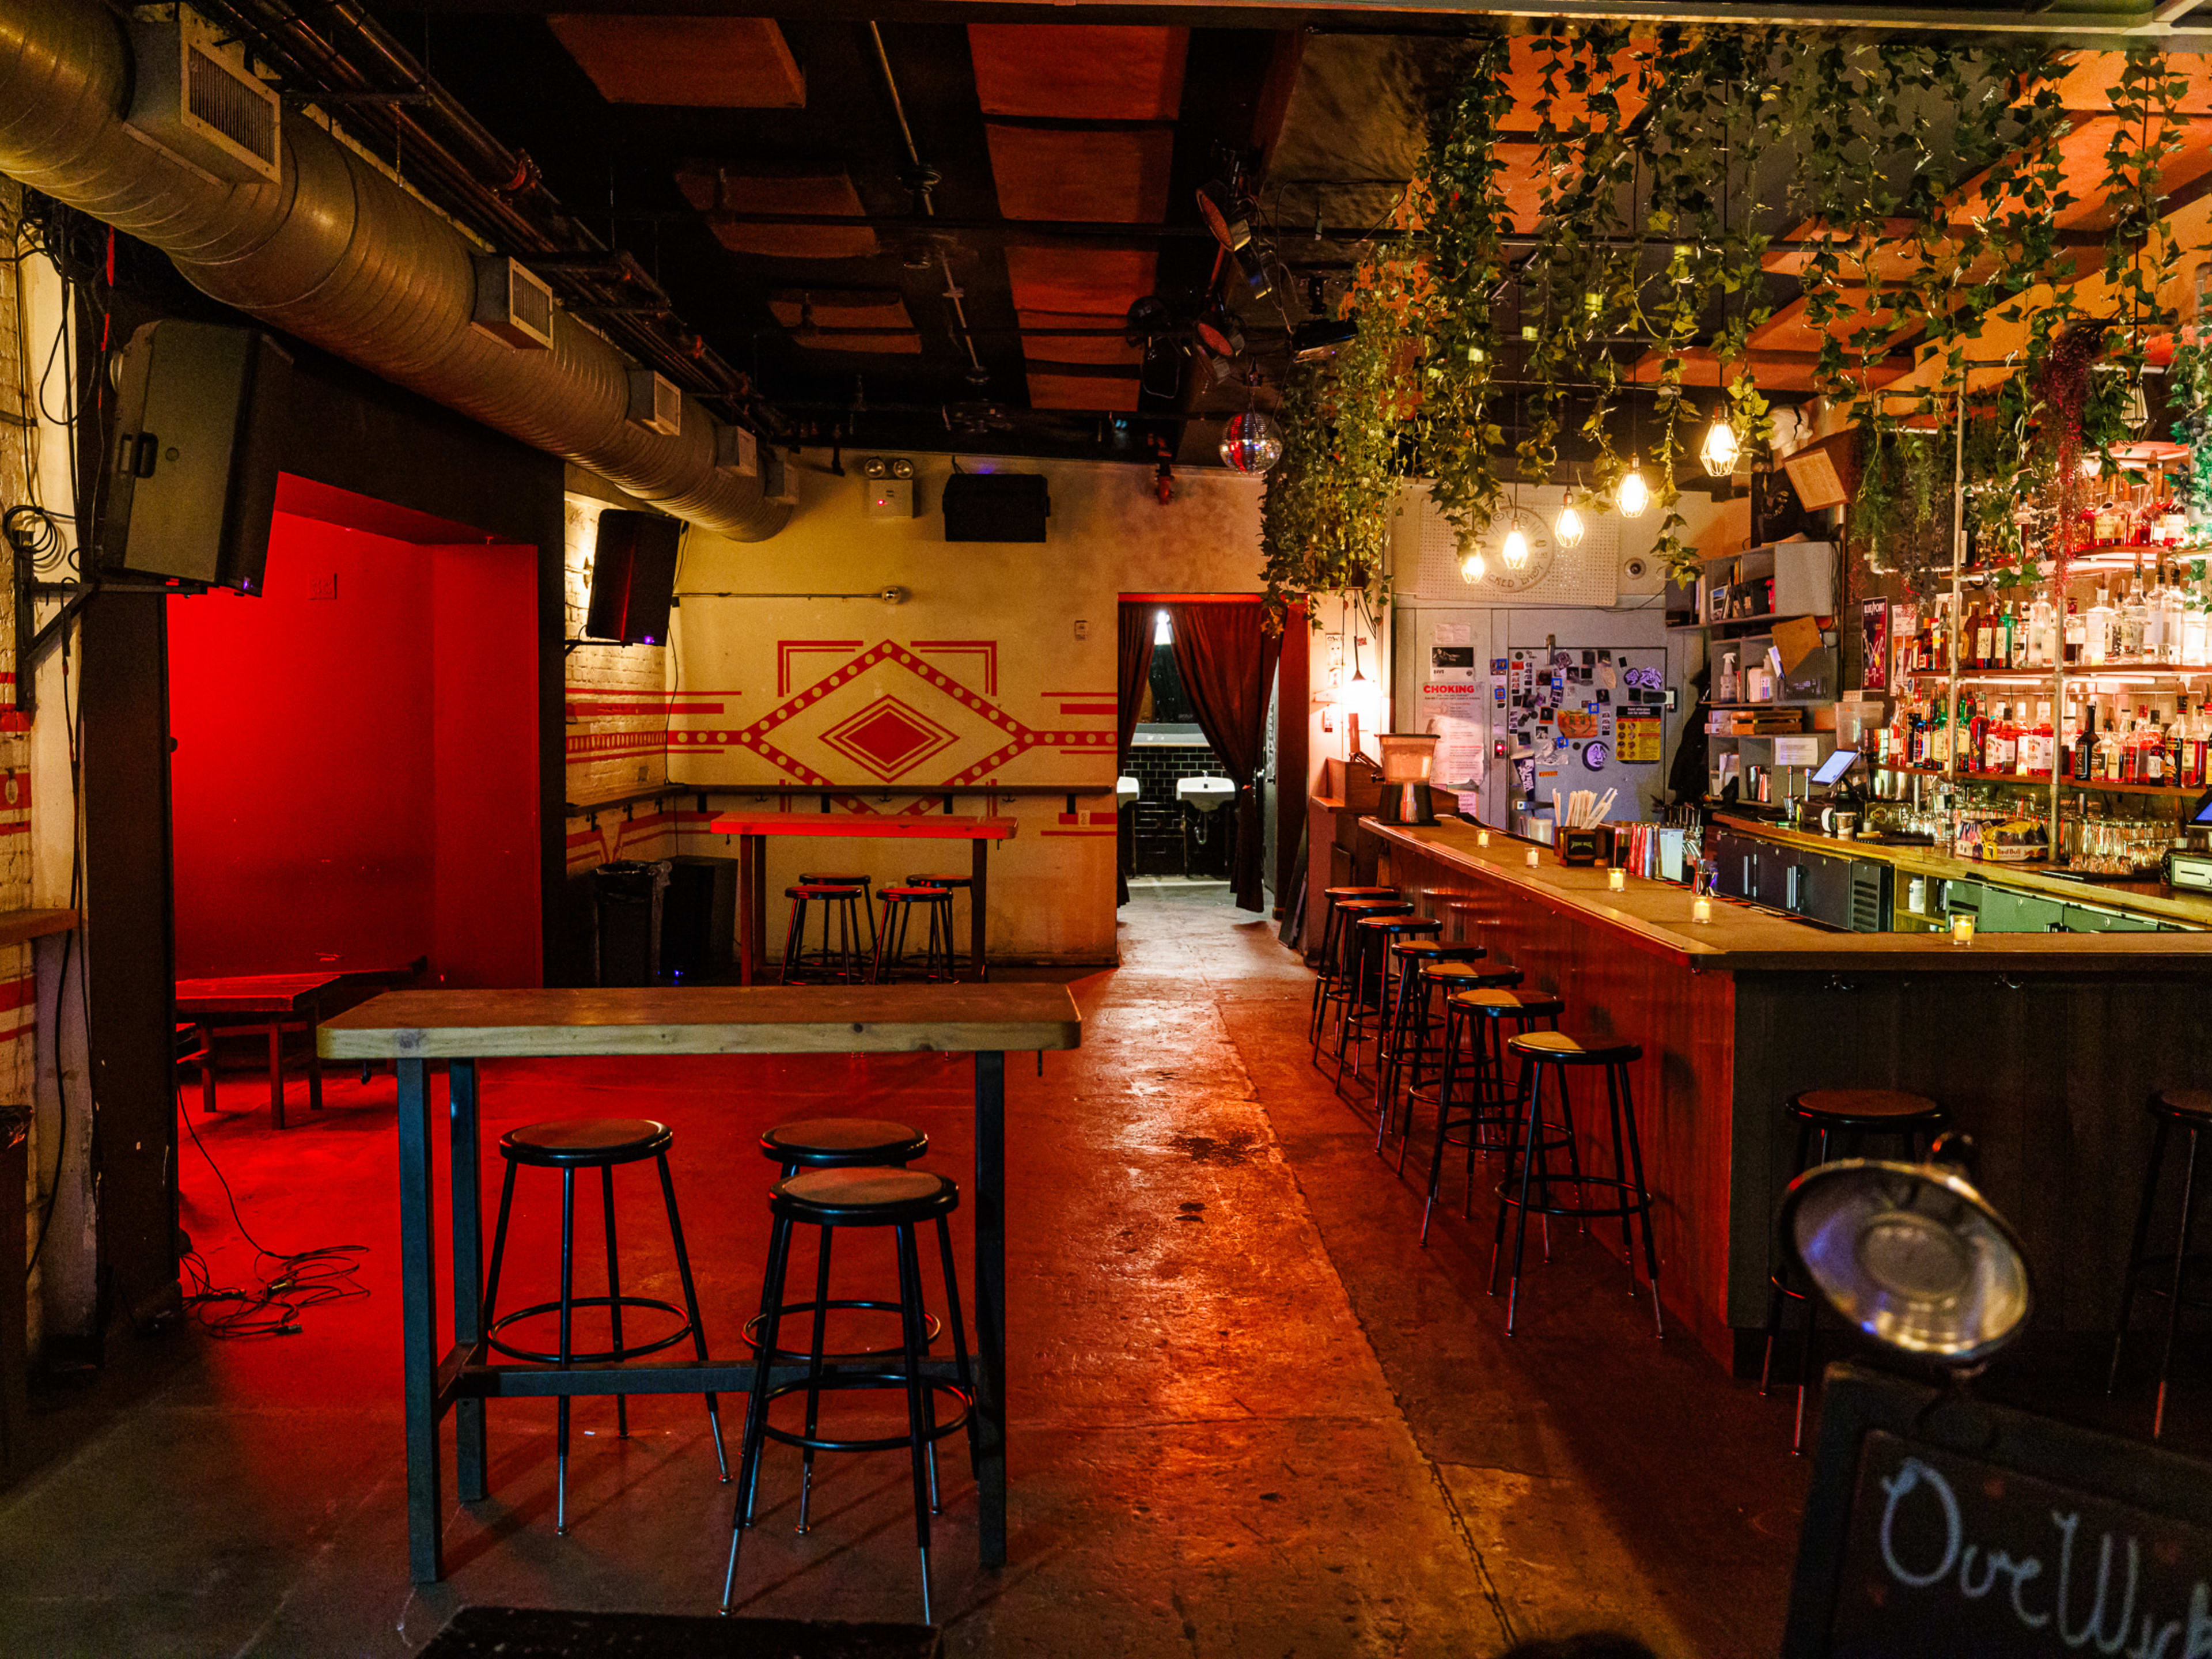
[800,873,872,888]
[1509,1030,1641,1067]
[907,874,973,889]
[1392,940,1486,961]
[1422,959,1512,984]
[2153,1088,2212,1125]
[1452,988,1566,1018]
[762,1118,928,1170]
[501,1118,672,1167]
[775,1166,956,1223]
[1789,1088,1943,1129]
[1324,885,1397,900]
[878,885,952,902]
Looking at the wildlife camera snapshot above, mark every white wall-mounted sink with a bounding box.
[1117,775,1141,809]
[1177,775,1237,813]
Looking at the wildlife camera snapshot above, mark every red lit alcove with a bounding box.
[168,476,541,987]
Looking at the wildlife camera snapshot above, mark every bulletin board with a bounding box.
[1503,645,1668,813]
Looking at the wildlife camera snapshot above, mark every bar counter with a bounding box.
[1366,816,2212,1369]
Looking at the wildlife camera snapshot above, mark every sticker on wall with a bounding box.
[1581,741,1609,771]
[1618,710,1661,763]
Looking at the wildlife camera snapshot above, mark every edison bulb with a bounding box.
[1501,525,1531,571]
[1699,409,1739,478]
[1555,491,1586,549]
[1461,548,1487,582]
[1618,461,1650,520]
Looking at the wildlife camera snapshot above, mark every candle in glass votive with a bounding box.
[1526,848,1541,867]
[1952,913,1976,946]
[1477,829,1490,847]
[1608,868,1626,892]
[1691,895,1713,924]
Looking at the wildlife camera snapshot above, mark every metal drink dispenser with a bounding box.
[1373,733,1442,826]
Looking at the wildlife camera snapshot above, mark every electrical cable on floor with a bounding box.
[175,1097,369,1338]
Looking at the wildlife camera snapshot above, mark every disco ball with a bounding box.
[1218,410,1284,475]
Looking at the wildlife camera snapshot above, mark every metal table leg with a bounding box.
[970,836,989,983]
[973,1050,1006,1566]
[449,1060,487,1502]
[737,835,758,986]
[397,1058,444,1582]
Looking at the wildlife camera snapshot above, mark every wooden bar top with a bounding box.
[706,811,1017,840]
[1366,817,2212,973]
[1713,811,2212,929]
[319,983,1082,1060]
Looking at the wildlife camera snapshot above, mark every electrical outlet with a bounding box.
[637,765,649,782]
[1073,619,1090,640]
[308,573,337,601]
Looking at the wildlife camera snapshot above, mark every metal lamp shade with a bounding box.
[1779,1158,2032,1368]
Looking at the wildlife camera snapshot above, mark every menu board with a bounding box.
[1786,1366,2212,1658]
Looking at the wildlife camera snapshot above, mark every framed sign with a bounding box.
[1785,1364,2212,1658]
[1861,599,1890,694]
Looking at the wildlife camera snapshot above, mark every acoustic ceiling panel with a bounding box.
[984,125,1173,224]
[968,25,1188,120]
[770,290,922,354]
[675,166,877,259]
[548,16,805,108]
[1016,310,1141,366]
[1027,372,1141,412]
[1004,247,1157,317]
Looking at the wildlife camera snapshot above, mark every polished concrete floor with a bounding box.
[0,884,1820,1657]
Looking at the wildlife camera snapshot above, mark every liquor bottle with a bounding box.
[2161,563,2186,663]
[2121,577,2149,662]
[2028,591,2056,669]
[1968,696,1989,774]
[2065,597,2086,666]
[1973,599,1994,671]
[2086,586,2113,667]
[2186,578,2210,668]
[2028,701,2055,778]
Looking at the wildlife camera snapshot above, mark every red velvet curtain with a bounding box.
[1166,601,1281,911]
[1116,604,1155,907]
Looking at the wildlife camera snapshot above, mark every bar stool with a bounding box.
[1420,988,1564,1240]
[1376,940,1488,1133]
[1491,1031,1664,1339]
[1392,960,1525,1158]
[2109,1088,2212,1439]
[873,887,956,983]
[724,1166,976,1623]
[1337,915,1439,1085]
[1312,898,1410,1062]
[480,1118,728,1535]
[1309,887,1398,1048]
[800,872,878,960]
[907,875,976,979]
[1759,1088,1944,1452]
[783,883,868,984]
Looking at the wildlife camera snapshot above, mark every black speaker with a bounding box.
[585,509,683,645]
[104,320,293,592]
[661,855,737,980]
[942,472,1050,543]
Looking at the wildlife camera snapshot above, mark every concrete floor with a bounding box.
[0,883,1818,1657]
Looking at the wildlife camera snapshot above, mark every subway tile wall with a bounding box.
[1119,745,1223,804]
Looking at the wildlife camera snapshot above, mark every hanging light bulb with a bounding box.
[2123,377,2152,436]
[1699,405,1740,478]
[1555,489,1586,549]
[1501,522,1532,571]
[1618,456,1650,520]
[1461,545,1487,582]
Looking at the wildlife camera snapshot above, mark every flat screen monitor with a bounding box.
[1812,748,1860,787]
[585,510,682,645]
[2191,788,2212,827]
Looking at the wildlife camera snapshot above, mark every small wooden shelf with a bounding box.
[1668,612,1824,635]
[1876,762,2204,798]
[0,908,75,949]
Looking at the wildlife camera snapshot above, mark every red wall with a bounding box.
[169,512,539,985]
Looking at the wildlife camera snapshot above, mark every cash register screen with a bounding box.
[2191,789,2212,826]
[1812,749,1860,787]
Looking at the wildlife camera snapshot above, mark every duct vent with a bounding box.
[627,369,682,437]
[762,448,798,506]
[471,256,556,350]
[714,424,759,476]
[127,7,281,185]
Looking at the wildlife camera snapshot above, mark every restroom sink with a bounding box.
[1117,775,1140,809]
[1177,775,1237,812]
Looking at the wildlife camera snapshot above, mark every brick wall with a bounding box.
[1120,744,1222,804]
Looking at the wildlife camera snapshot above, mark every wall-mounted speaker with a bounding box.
[585,510,683,645]
[104,319,293,593]
[942,472,1048,543]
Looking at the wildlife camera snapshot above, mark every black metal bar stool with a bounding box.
[800,872,878,960]
[2109,1088,2212,1439]
[782,883,868,984]
[1759,1088,1944,1452]
[1420,988,1564,1240]
[1392,960,1525,1160]
[1491,1031,1664,1339]
[1376,940,1488,1143]
[724,1166,976,1623]
[480,1118,728,1535]
[1310,891,1402,1057]
[873,886,956,983]
[906,876,974,977]
[755,1118,940,1532]
[1339,914,1439,1086]
[1308,887,1399,1045]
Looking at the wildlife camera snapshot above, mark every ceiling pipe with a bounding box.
[0,0,789,540]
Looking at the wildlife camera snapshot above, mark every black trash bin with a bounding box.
[593,861,664,986]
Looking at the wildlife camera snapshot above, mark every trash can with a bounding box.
[593,860,665,986]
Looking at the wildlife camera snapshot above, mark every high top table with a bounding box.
[704,810,1018,983]
[319,983,1082,1584]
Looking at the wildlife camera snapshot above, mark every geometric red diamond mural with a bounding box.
[819,693,960,781]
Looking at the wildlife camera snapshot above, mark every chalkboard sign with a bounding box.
[1785,1365,2212,1657]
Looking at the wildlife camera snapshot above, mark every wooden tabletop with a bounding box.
[0,908,74,950]
[318,983,1082,1060]
[707,811,1018,840]
[1368,817,2212,973]
[177,972,345,1015]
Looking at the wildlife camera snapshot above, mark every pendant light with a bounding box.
[2123,376,2152,437]
[1554,487,1586,550]
[1461,543,1487,583]
[1699,403,1740,478]
[1501,523,1531,571]
[1618,456,1650,520]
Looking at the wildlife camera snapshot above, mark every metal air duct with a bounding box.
[0,0,788,540]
